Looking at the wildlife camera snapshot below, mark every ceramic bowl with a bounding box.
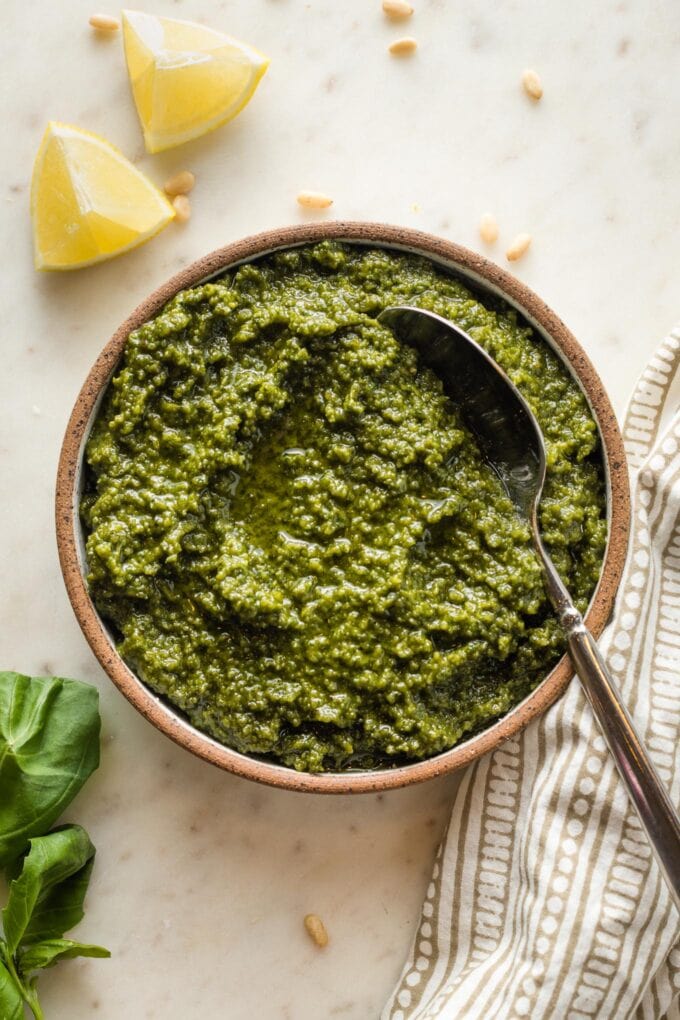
[56,222,630,793]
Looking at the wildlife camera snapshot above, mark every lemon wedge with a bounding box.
[31,122,175,271]
[122,10,270,154]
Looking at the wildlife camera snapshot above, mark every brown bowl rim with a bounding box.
[55,221,631,794]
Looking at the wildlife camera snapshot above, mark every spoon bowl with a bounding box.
[377,306,547,520]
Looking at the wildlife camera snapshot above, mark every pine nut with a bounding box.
[522,68,543,100]
[506,233,532,261]
[479,213,499,244]
[89,14,120,31]
[172,195,191,223]
[297,191,333,209]
[383,0,414,18]
[389,37,418,55]
[164,171,195,197]
[304,914,329,947]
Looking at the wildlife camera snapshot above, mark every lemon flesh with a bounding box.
[122,10,270,153]
[31,122,175,271]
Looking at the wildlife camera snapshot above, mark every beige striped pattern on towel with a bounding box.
[383,326,680,1020]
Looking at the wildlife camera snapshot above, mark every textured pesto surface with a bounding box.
[82,242,607,772]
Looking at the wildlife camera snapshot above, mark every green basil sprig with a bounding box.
[0,672,109,1019]
[0,672,100,869]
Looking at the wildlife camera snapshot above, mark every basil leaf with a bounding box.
[19,938,111,972]
[0,957,24,1020]
[2,826,96,954]
[0,672,100,870]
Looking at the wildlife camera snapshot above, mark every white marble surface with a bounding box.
[2,1,680,1017]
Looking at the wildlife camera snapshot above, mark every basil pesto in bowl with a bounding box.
[56,223,630,793]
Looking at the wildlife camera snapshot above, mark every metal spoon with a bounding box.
[379,305,680,910]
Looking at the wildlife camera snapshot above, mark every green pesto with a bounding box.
[82,242,606,772]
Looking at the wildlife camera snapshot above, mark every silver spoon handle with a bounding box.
[536,540,680,912]
[567,622,680,911]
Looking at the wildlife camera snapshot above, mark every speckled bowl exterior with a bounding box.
[56,222,631,794]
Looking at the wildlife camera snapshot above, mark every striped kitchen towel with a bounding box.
[383,326,680,1020]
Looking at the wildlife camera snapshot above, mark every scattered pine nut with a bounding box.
[506,233,532,261]
[521,68,543,100]
[389,36,418,55]
[479,213,499,244]
[164,171,195,197]
[382,0,414,18]
[172,194,191,223]
[304,914,329,948]
[89,13,120,31]
[297,191,333,210]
